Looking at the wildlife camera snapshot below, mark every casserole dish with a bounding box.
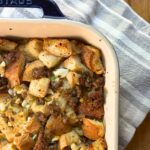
[0,0,119,150]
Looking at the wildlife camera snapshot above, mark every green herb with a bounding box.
[0,137,6,142]
[45,95,52,102]
[0,51,5,55]
[51,75,56,81]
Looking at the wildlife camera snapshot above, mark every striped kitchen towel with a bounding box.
[0,0,150,149]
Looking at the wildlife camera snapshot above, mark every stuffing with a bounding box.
[14,133,34,150]
[0,38,106,150]
[23,60,44,82]
[82,118,105,140]
[20,39,43,59]
[5,52,25,88]
[45,115,72,137]
[44,39,72,57]
[0,39,17,51]
[26,116,41,133]
[39,51,62,68]
[66,71,80,87]
[29,78,50,98]
[59,131,80,150]
[63,56,87,72]
[81,45,104,74]
[87,138,107,150]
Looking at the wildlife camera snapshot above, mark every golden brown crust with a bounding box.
[39,51,62,69]
[45,115,72,137]
[22,39,43,59]
[23,60,44,82]
[79,90,104,119]
[14,133,34,150]
[44,39,72,57]
[0,39,17,51]
[82,118,105,140]
[81,45,104,74]
[79,101,104,119]
[26,116,41,133]
[59,131,80,150]
[5,52,25,88]
[87,138,107,150]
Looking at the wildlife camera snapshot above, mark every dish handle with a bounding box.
[0,0,64,18]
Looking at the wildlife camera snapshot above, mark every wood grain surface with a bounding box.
[124,1,150,150]
[125,114,150,150]
[125,0,150,22]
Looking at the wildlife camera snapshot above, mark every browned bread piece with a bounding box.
[81,45,104,74]
[0,39,17,51]
[14,133,34,150]
[23,60,44,82]
[44,39,72,57]
[5,52,25,88]
[82,118,105,140]
[87,138,107,150]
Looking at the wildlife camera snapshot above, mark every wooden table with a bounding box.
[124,1,150,150]
[125,114,150,150]
[126,0,150,22]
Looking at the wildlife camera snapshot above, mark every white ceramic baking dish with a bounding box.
[0,1,119,150]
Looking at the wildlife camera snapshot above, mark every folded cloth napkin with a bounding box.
[0,0,150,149]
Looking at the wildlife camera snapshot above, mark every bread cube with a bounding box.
[66,71,80,87]
[81,45,104,74]
[23,39,43,59]
[39,51,62,68]
[0,39,17,51]
[59,131,80,150]
[44,39,72,57]
[23,60,44,82]
[63,56,87,72]
[87,138,107,150]
[82,118,105,140]
[29,78,50,98]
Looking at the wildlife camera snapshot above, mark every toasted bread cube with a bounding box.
[44,39,72,57]
[80,144,87,150]
[70,143,79,150]
[5,52,25,88]
[0,66,5,77]
[81,45,104,74]
[18,44,34,62]
[23,60,44,82]
[53,68,68,78]
[59,131,80,150]
[63,56,87,72]
[29,78,50,98]
[66,71,80,87]
[0,39,17,51]
[82,118,105,140]
[87,138,107,150]
[39,51,62,68]
[71,40,83,55]
[14,133,34,150]
[45,115,71,137]
[26,116,41,133]
[0,117,15,142]
[0,61,6,77]
[23,39,43,59]
[0,142,14,150]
